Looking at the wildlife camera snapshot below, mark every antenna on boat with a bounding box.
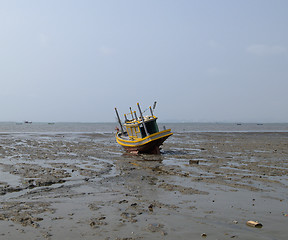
[137,103,149,136]
[153,101,157,110]
[114,108,124,133]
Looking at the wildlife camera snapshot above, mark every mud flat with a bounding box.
[0,132,288,239]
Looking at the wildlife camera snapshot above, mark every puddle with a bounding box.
[0,165,22,187]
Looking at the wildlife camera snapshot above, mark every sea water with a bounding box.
[0,122,287,133]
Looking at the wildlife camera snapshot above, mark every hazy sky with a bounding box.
[1,0,287,122]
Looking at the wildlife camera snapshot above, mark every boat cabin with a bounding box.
[124,116,159,139]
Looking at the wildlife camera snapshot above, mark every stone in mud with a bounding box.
[189,160,199,164]
[89,217,108,228]
[148,204,154,212]
[42,231,52,239]
[146,223,164,233]
[120,212,137,223]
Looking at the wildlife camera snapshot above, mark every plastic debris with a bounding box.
[246,220,263,228]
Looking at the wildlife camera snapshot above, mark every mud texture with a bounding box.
[0,132,288,239]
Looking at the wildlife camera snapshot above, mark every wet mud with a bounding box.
[0,132,288,239]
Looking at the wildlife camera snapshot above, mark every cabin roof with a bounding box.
[124,116,157,127]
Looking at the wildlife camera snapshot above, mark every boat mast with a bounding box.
[137,103,149,136]
[114,108,124,133]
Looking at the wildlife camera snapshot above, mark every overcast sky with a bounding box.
[1,0,287,122]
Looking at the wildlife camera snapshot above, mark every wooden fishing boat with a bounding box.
[115,102,173,154]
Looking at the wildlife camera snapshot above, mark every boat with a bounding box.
[115,102,173,154]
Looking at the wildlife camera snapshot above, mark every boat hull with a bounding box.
[116,129,172,154]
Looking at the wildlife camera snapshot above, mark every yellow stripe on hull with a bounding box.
[116,129,172,148]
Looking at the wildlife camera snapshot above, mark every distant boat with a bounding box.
[115,102,173,154]
[24,121,32,124]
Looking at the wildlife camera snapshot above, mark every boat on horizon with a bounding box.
[115,102,173,154]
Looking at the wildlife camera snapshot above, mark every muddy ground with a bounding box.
[0,132,288,239]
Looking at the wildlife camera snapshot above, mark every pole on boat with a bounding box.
[134,111,138,120]
[149,106,153,117]
[137,103,149,136]
[114,108,124,133]
[129,107,134,120]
